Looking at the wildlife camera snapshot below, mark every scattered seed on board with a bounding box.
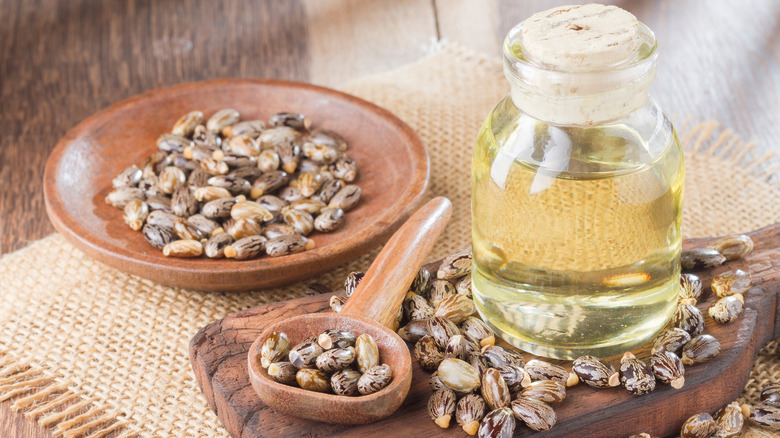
[456,393,486,435]
[429,280,457,308]
[429,388,457,429]
[434,294,476,324]
[478,407,516,438]
[619,352,656,396]
[444,334,467,360]
[495,364,531,394]
[681,248,727,270]
[510,397,556,431]
[437,358,481,394]
[680,412,716,438]
[679,273,703,302]
[460,317,496,347]
[481,368,511,410]
[524,359,567,384]
[437,246,472,280]
[519,380,566,404]
[456,273,473,297]
[482,345,525,369]
[709,294,744,324]
[428,316,461,349]
[711,269,752,297]
[404,292,435,322]
[708,234,754,261]
[674,298,705,337]
[651,328,692,355]
[572,355,620,388]
[649,351,685,389]
[415,336,445,371]
[681,334,721,365]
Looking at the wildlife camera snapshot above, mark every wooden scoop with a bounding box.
[247,197,453,424]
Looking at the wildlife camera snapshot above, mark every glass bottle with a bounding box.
[471,6,684,360]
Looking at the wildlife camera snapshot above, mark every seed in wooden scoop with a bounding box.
[313,207,345,233]
[520,380,566,404]
[162,239,202,258]
[194,186,231,202]
[295,368,330,393]
[510,396,556,431]
[481,368,511,410]
[329,295,346,313]
[288,340,324,368]
[223,119,265,138]
[357,364,393,395]
[224,235,266,260]
[681,334,720,365]
[186,214,220,236]
[679,273,703,302]
[146,195,173,213]
[437,246,472,280]
[711,269,752,297]
[524,359,568,384]
[429,280,457,308]
[415,336,445,371]
[327,369,360,396]
[748,403,780,431]
[479,407,516,438]
[192,124,221,148]
[709,294,744,324]
[434,294,476,324]
[282,207,314,235]
[171,110,203,137]
[148,211,180,231]
[260,331,291,369]
[200,197,237,220]
[302,141,339,164]
[250,170,289,199]
[619,352,656,396]
[403,292,434,322]
[428,316,460,349]
[142,223,177,250]
[649,351,685,389]
[681,248,726,270]
[681,412,717,438]
[123,200,149,231]
[355,334,379,373]
[708,234,754,261]
[270,112,311,131]
[761,383,780,407]
[317,329,356,350]
[456,393,486,435]
[158,166,186,195]
[315,347,356,373]
[259,126,301,150]
[714,401,745,438]
[266,361,297,385]
[206,108,240,133]
[651,327,692,355]
[674,299,704,337]
[428,388,456,429]
[156,133,192,153]
[173,218,203,241]
[438,358,481,394]
[460,317,496,347]
[572,355,619,388]
[231,200,273,223]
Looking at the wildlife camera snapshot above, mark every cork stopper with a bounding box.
[504,4,657,125]
[521,4,641,70]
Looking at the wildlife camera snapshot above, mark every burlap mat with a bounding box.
[1,44,780,438]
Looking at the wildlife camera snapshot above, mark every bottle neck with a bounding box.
[503,22,658,126]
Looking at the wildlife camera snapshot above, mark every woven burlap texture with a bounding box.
[1,44,780,437]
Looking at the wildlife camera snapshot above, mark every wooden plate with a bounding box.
[43,79,429,292]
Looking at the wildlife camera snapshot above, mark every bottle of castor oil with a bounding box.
[472,4,684,359]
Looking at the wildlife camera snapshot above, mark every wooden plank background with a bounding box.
[1,0,778,436]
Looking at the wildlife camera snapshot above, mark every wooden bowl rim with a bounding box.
[43,78,430,290]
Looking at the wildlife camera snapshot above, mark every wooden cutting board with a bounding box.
[189,223,780,437]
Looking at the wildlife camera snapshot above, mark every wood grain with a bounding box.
[2,0,780,436]
[190,223,780,437]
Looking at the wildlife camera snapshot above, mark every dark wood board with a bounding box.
[189,223,780,437]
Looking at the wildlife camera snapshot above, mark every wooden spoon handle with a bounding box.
[341,197,453,327]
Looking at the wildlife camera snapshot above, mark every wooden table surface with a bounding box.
[1,0,778,436]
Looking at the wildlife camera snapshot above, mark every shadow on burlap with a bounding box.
[1,44,780,437]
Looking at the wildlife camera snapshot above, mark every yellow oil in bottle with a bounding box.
[471,97,684,359]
